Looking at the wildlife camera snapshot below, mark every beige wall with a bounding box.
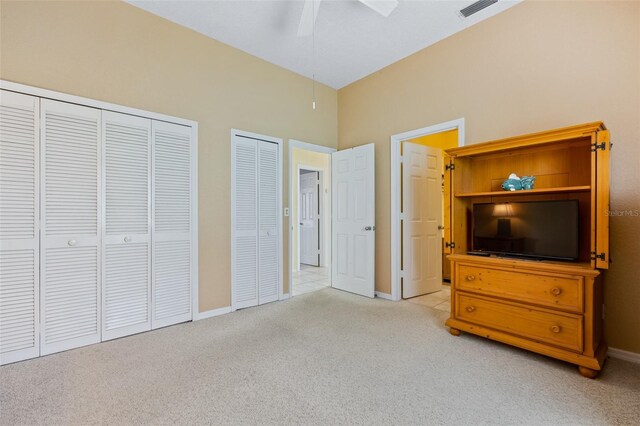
[291,147,332,272]
[338,1,640,352]
[0,0,338,311]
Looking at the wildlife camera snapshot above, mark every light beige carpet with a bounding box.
[1,288,639,425]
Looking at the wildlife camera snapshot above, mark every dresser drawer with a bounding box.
[455,293,583,352]
[456,264,583,312]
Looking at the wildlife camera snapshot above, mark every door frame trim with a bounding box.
[390,118,465,301]
[297,166,324,270]
[231,129,284,310]
[288,140,335,297]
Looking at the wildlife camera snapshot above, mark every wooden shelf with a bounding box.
[455,185,591,198]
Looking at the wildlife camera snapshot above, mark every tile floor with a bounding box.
[404,282,451,312]
[292,264,331,296]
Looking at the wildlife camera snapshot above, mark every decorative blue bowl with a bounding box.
[501,179,522,191]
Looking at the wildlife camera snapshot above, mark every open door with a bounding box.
[443,154,453,255]
[331,144,375,298]
[402,143,443,298]
[592,129,610,269]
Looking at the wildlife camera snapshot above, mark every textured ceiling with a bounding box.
[128,0,523,89]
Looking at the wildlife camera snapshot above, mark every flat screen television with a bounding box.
[472,200,579,261]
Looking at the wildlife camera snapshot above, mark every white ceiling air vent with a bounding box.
[460,0,498,18]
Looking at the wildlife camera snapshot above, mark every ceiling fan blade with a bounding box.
[297,0,322,37]
[358,0,399,18]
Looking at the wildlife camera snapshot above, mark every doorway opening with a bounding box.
[289,141,333,297]
[390,118,465,306]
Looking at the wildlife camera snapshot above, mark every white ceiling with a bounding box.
[128,0,523,89]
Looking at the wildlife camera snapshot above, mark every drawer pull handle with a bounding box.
[465,275,476,281]
[550,325,562,333]
[551,287,562,296]
[466,306,476,313]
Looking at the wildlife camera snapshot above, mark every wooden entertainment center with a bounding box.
[443,122,610,378]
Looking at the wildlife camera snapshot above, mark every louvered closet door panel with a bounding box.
[258,141,279,304]
[40,99,101,355]
[102,112,151,340]
[232,137,258,309]
[152,121,193,329]
[0,91,40,365]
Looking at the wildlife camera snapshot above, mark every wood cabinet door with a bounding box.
[592,130,610,269]
[443,155,453,254]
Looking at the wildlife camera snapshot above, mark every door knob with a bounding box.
[438,225,445,230]
[364,226,375,231]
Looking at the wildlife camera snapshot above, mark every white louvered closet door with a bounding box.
[0,91,40,365]
[152,121,193,329]
[40,99,101,355]
[232,135,280,310]
[232,137,258,309]
[257,141,279,304]
[102,111,151,340]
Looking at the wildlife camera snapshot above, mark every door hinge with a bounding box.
[445,163,455,171]
[591,140,612,152]
[445,241,456,249]
[591,251,606,261]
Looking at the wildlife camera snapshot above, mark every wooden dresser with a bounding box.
[443,123,610,378]
[446,254,605,377]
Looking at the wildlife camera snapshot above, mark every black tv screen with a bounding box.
[472,200,579,260]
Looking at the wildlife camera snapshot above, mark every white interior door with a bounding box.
[331,143,375,298]
[40,99,101,355]
[102,111,151,340]
[0,90,40,365]
[300,171,319,267]
[152,121,193,329]
[402,142,442,298]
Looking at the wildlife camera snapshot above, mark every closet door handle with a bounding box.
[124,236,132,243]
[68,239,77,247]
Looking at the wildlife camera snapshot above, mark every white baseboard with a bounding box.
[196,306,232,321]
[375,291,393,300]
[608,347,640,364]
